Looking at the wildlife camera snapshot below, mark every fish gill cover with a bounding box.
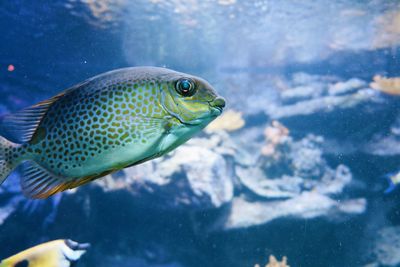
[0,0,400,267]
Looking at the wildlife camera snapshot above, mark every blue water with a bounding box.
[1,1,400,266]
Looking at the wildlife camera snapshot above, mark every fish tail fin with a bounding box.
[63,239,91,262]
[0,135,21,185]
[384,174,397,194]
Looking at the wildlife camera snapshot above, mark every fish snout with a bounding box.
[209,96,226,112]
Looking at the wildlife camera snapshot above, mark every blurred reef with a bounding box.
[1,74,400,266]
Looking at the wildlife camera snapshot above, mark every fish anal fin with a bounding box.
[21,161,68,199]
[21,161,117,199]
[63,169,116,189]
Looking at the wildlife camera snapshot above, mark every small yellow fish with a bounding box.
[384,171,400,194]
[0,239,89,267]
[0,67,225,198]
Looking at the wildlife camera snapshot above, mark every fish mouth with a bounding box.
[175,98,225,126]
[207,97,225,118]
[176,114,217,126]
[173,107,222,126]
[160,91,225,126]
[208,96,225,114]
[210,106,223,116]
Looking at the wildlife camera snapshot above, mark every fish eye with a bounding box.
[175,78,196,97]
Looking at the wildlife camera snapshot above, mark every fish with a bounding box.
[0,67,225,199]
[0,239,89,267]
[383,171,400,194]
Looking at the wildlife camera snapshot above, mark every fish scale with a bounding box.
[33,78,164,174]
[0,67,225,199]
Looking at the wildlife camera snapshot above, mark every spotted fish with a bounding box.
[0,239,89,267]
[0,67,225,199]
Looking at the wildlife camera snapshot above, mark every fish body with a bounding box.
[0,239,89,267]
[0,67,225,198]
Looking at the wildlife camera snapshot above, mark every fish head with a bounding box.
[160,73,225,127]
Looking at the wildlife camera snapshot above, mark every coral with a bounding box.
[94,135,234,210]
[242,132,353,199]
[328,78,366,95]
[220,193,366,230]
[373,10,400,49]
[289,135,325,179]
[363,116,400,156]
[261,74,382,123]
[229,130,361,229]
[205,109,245,133]
[65,0,126,28]
[255,255,289,267]
[372,226,400,266]
[270,89,375,119]
[370,75,400,95]
[261,120,290,157]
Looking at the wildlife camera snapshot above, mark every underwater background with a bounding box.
[1,0,400,266]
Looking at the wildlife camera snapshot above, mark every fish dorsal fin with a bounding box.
[21,161,69,199]
[0,92,66,144]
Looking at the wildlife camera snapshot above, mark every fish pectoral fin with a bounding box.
[21,161,70,199]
